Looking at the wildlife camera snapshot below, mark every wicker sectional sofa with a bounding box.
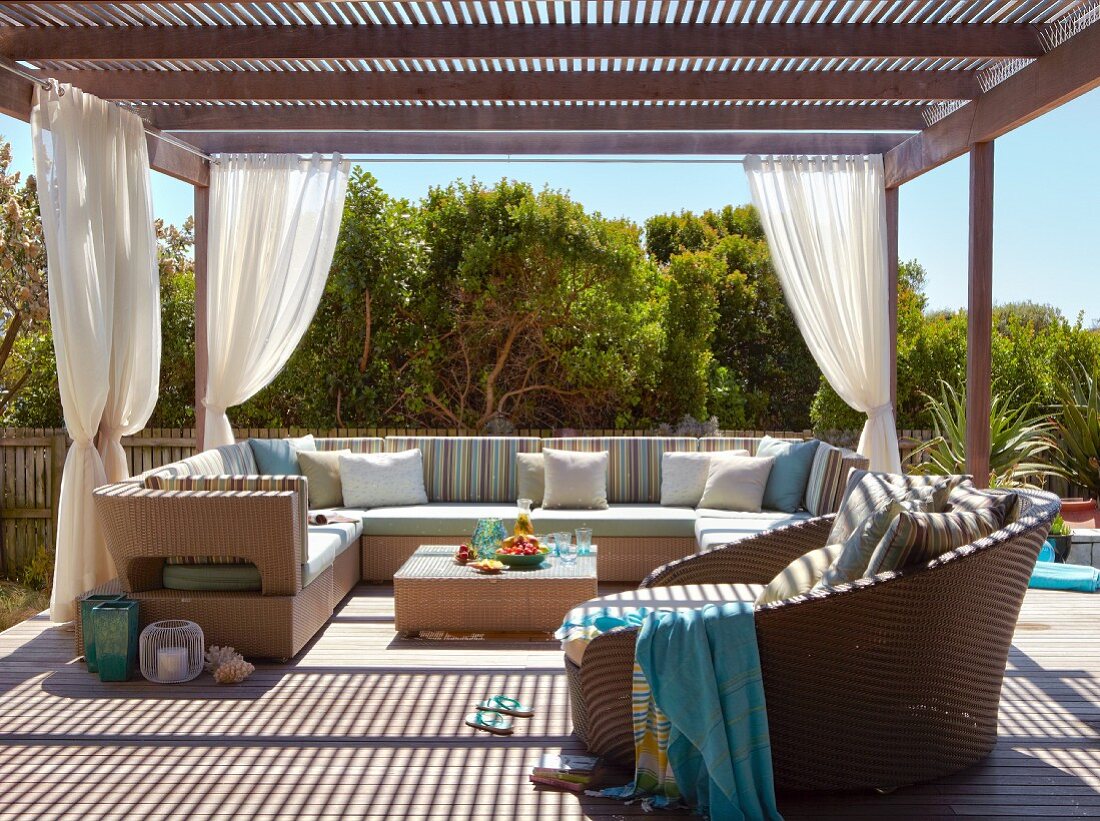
[89,435,866,658]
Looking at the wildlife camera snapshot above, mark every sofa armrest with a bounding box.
[641,514,835,587]
[93,482,304,596]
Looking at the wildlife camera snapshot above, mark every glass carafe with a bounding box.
[514,498,535,537]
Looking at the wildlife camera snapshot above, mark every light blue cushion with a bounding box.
[249,438,301,475]
[756,436,820,513]
[304,529,341,587]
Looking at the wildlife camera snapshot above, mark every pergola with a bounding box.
[2,0,1100,481]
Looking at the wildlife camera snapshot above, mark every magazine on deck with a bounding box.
[529,754,600,792]
[308,513,359,526]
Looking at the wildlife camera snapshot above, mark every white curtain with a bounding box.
[204,153,350,448]
[744,154,901,472]
[32,84,160,621]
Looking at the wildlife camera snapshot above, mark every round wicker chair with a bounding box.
[565,488,1059,792]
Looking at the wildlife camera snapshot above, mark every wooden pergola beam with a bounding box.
[0,24,1043,61]
[37,68,981,103]
[147,102,927,132]
[177,130,908,155]
[0,60,209,186]
[885,23,1100,187]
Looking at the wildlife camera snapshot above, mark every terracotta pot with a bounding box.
[1059,497,1099,529]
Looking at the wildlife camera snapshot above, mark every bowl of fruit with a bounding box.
[495,534,550,567]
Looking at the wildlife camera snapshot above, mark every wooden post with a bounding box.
[966,142,995,487]
[885,185,899,409]
[193,185,209,451]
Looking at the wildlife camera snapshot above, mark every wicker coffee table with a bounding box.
[393,546,598,634]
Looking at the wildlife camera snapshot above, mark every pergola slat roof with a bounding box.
[0,0,1096,183]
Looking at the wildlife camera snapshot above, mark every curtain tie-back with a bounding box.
[69,436,96,449]
[202,398,226,413]
[866,403,893,419]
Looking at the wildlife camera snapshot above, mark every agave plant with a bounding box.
[911,381,1056,488]
[1049,368,1100,500]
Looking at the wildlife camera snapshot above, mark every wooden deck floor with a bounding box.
[0,585,1097,819]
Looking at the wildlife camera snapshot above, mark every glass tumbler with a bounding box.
[575,528,592,557]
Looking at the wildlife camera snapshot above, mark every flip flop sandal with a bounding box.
[464,710,514,735]
[476,695,534,718]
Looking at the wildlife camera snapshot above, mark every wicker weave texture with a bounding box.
[75,569,333,660]
[574,489,1059,791]
[363,534,695,584]
[393,547,597,633]
[332,547,361,606]
[94,482,304,595]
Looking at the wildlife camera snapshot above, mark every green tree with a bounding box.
[656,250,721,420]
[644,204,819,428]
[0,139,50,423]
[404,178,663,429]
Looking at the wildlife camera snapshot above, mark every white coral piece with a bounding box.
[213,657,255,684]
[205,645,242,673]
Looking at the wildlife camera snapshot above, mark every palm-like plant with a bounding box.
[1049,369,1100,500]
[911,381,1056,488]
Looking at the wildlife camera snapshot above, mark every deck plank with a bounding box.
[0,586,1097,819]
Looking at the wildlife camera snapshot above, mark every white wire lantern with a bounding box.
[139,620,205,683]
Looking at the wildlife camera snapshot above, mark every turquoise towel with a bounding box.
[635,602,782,821]
[1030,561,1100,592]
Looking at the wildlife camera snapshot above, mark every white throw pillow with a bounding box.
[661,450,750,507]
[286,433,317,453]
[698,455,776,512]
[339,449,428,509]
[542,449,609,510]
[515,452,545,506]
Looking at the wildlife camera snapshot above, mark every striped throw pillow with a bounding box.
[865,507,1005,577]
[147,475,308,566]
[817,495,931,589]
[948,482,1019,517]
[826,470,936,545]
[803,443,870,517]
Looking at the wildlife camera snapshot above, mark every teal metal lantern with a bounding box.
[92,600,140,682]
[471,517,508,560]
[80,593,124,673]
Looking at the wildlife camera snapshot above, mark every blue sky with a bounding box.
[5,86,1099,321]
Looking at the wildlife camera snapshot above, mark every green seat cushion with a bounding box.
[756,436,820,513]
[349,503,698,539]
[163,563,262,592]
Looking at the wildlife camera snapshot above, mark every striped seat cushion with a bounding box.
[385,437,542,503]
[865,504,1009,577]
[543,438,697,503]
[804,443,870,517]
[145,475,308,565]
[141,442,258,482]
[315,437,386,454]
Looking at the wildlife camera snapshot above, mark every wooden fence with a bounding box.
[0,425,933,579]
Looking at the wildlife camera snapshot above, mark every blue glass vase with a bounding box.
[471,517,508,560]
[80,593,125,673]
[92,600,140,682]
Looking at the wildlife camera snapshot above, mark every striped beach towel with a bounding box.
[601,602,782,820]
